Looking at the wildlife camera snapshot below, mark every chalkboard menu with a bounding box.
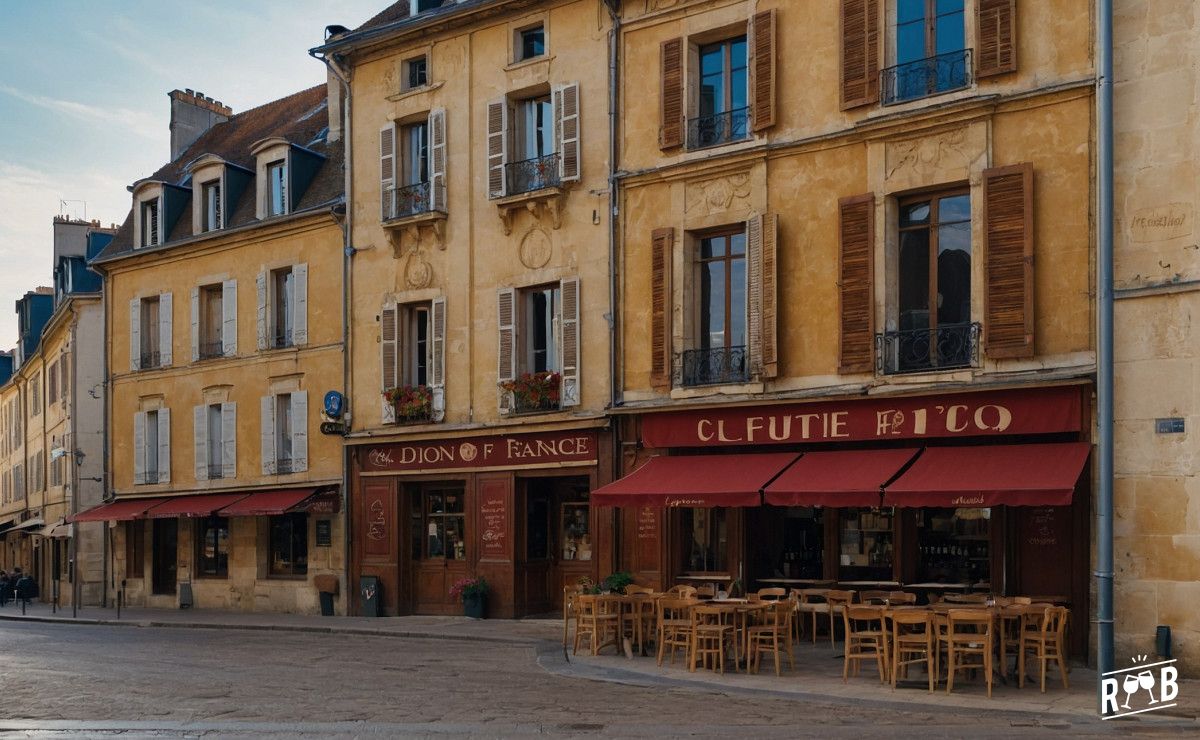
[479,480,509,560]
[637,506,658,568]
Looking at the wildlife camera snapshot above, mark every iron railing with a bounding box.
[513,394,560,414]
[686,107,750,150]
[199,339,224,360]
[881,49,972,105]
[276,458,295,475]
[383,181,444,220]
[139,350,161,369]
[207,463,225,479]
[677,346,749,387]
[505,153,560,195]
[875,322,981,375]
[272,330,293,350]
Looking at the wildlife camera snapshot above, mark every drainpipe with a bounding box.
[603,0,622,575]
[69,310,79,617]
[1095,0,1115,690]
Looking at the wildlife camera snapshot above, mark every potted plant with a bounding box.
[449,576,489,619]
[500,371,561,413]
[383,384,432,423]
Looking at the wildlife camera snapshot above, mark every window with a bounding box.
[684,229,748,386]
[522,285,559,375]
[140,296,161,368]
[267,160,287,216]
[269,512,307,576]
[202,180,222,231]
[885,190,975,373]
[141,199,159,246]
[47,361,58,404]
[885,0,969,104]
[195,517,229,577]
[411,487,466,561]
[30,376,41,417]
[690,36,749,149]
[414,0,444,12]
[916,508,990,585]
[200,284,224,359]
[680,507,728,573]
[31,450,44,493]
[271,267,294,348]
[144,409,160,483]
[516,25,545,62]
[403,55,428,90]
[208,403,223,478]
[261,391,306,475]
[508,95,556,193]
[195,401,234,481]
[839,508,895,581]
[126,520,145,578]
[407,304,431,387]
[401,122,428,187]
[50,442,63,487]
[275,394,293,473]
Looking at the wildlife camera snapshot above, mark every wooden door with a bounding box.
[410,484,468,614]
[518,481,553,616]
[151,519,178,595]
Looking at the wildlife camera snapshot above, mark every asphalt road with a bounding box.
[0,620,1187,738]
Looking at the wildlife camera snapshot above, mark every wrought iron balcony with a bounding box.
[686,107,749,150]
[383,181,444,221]
[506,153,560,195]
[677,346,749,387]
[139,350,161,369]
[881,49,972,105]
[875,322,981,375]
[199,339,224,360]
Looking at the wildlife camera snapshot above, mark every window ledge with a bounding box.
[382,209,447,256]
[385,80,444,103]
[494,187,564,235]
[670,381,765,400]
[877,368,976,385]
[504,54,554,74]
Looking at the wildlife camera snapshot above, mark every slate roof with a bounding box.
[94,85,343,263]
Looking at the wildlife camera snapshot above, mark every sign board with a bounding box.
[478,479,509,560]
[362,430,598,473]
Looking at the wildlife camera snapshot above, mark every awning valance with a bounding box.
[8,517,45,533]
[882,442,1091,508]
[217,488,320,517]
[592,453,799,508]
[145,493,251,519]
[69,498,169,523]
[764,449,920,507]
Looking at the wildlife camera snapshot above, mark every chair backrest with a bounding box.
[666,585,698,599]
[1041,606,1069,638]
[844,605,884,634]
[891,608,934,632]
[624,584,654,596]
[944,592,989,604]
[860,590,889,604]
[826,590,855,607]
[1010,596,1033,605]
[796,588,828,604]
[887,591,917,605]
[657,597,694,623]
[691,605,725,626]
[947,608,993,636]
[756,587,787,601]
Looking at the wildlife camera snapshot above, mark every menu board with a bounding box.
[636,506,658,568]
[362,485,391,558]
[479,481,509,560]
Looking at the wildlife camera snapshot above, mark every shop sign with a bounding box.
[642,386,1082,448]
[296,489,341,514]
[362,430,597,472]
[479,481,509,560]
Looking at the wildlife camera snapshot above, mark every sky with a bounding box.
[0,0,383,343]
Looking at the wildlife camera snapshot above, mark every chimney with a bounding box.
[169,89,233,161]
[326,67,344,144]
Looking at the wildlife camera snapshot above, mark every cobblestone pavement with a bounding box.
[0,621,1191,738]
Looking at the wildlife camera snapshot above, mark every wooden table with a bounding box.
[839,580,901,588]
[705,599,771,670]
[759,578,835,587]
[608,592,662,656]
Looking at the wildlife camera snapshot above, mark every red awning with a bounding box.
[883,442,1091,508]
[69,498,170,523]
[145,493,251,519]
[764,448,920,507]
[217,488,319,517]
[592,452,798,508]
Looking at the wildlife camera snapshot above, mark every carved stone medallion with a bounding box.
[518,227,553,270]
[404,248,433,289]
[684,173,752,215]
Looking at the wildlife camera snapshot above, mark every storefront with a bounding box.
[349,424,612,618]
[598,384,1092,655]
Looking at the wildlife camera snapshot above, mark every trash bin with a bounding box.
[319,591,335,616]
[314,574,339,617]
[359,575,381,617]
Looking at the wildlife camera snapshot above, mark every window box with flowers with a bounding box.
[501,371,561,414]
[449,576,489,619]
[384,385,433,424]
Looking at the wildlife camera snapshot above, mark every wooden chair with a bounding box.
[943,609,994,697]
[563,585,584,653]
[859,590,890,605]
[843,605,889,683]
[689,605,734,674]
[1019,606,1070,692]
[891,609,936,692]
[622,587,657,654]
[574,594,620,656]
[666,585,697,599]
[747,600,796,676]
[944,592,989,604]
[755,587,787,602]
[887,591,917,605]
[825,590,855,648]
[794,589,827,643]
[656,597,694,667]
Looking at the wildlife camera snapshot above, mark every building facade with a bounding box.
[80,87,348,615]
[319,0,616,617]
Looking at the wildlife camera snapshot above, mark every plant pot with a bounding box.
[463,593,487,619]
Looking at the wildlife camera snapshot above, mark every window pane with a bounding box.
[729,257,747,347]
[938,194,970,223]
[145,411,159,479]
[444,491,464,514]
[427,517,446,557]
[413,307,429,387]
[701,261,726,350]
[730,38,748,110]
[445,515,465,560]
[728,232,746,255]
[935,10,965,54]
[404,123,428,185]
[937,219,972,325]
[208,404,222,469]
[428,492,444,514]
[896,20,926,65]
[897,0,926,24]
[521,27,544,59]
[699,44,724,117]
[699,236,725,259]
[290,514,308,574]
[276,395,292,463]
[900,201,931,227]
[898,229,930,331]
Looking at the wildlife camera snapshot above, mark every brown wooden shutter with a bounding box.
[984,163,1035,358]
[747,213,779,379]
[750,10,776,132]
[380,303,399,391]
[650,227,674,389]
[839,0,879,110]
[976,0,1017,78]
[838,193,875,373]
[660,38,684,149]
[497,287,516,413]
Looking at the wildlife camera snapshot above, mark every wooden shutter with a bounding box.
[976,0,1017,78]
[486,98,508,198]
[984,162,1035,358]
[255,271,268,350]
[840,0,880,110]
[660,38,684,149]
[380,303,399,391]
[133,411,146,485]
[747,213,779,379]
[292,263,308,345]
[380,122,396,219]
[222,279,237,356]
[221,402,236,479]
[559,277,580,407]
[497,287,516,413]
[193,405,208,481]
[190,287,201,362]
[156,407,171,484]
[292,392,308,473]
[158,292,172,366]
[838,193,875,373]
[749,10,777,132]
[260,395,276,474]
[650,227,674,389]
[430,297,447,421]
[554,82,581,182]
[428,109,447,212]
[129,298,141,371]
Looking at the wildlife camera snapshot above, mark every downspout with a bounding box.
[68,310,79,616]
[1095,0,1115,689]
[97,263,112,608]
[603,0,622,576]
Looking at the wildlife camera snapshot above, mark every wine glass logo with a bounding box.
[1121,673,1140,709]
[1138,669,1159,705]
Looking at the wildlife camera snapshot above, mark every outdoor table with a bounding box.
[839,580,901,589]
[758,578,835,587]
[609,592,663,656]
[903,582,971,605]
[705,599,771,670]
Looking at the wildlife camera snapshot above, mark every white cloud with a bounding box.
[0,84,164,142]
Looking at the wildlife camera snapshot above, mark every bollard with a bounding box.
[21,597,25,616]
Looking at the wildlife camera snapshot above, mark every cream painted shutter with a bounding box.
[430,297,447,421]
[428,109,446,212]
[380,303,398,424]
[222,279,237,356]
[221,402,236,479]
[255,271,268,350]
[559,277,580,407]
[487,97,508,198]
[554,82,580,183]
[156,407,171,484]
[292,263,308,345]
[158,293,172,366]
[747,213,779,379]
[190,287,201,362]
[129,298,142,371]
[291,392,308,473]
[497,287,516,414]
[380,122,396,219]
[193,405,209,481]
[260,395,276,474]
[133,411,146,484]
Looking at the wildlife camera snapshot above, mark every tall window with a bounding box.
[195,517,229,577]
[272,267,294,348]
[200,284,223,359]
[516,25,545,62]
[412,488,466,561]
[267,160,287,216]
[692,36,748,148]
[517,96,553,161]
[47,361,58,404]
[522,285,559,374]
[141,199,159,246]
[202,180,222,231]
[407,304,430,387]
[890,0,968,102]
[144,409,160,483]
[680,508,728,573]
[684,229,747,386]
[30,376,41,417]
[207,403,223,478]
[269,512,307,576]
[141,296,161,368]
[275,394,294,473]
[401,122,428,186]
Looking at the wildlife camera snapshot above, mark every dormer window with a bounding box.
[202,180,222,231]
[141,200,160,246]
[268,160,287,216]
[516,25,545,62]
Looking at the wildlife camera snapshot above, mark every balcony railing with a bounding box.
[677,346,749,387]
[383,181,443,221]
[139,350,161,369]
[199,339,224,360]
[875,322,981,375]
[207,463,225,479]
[686,107,749,150]
[276,458,295,475]
[272,330,293,350]
[506,153,560,195]
[386,385,434,425]
[882,49,972,105]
